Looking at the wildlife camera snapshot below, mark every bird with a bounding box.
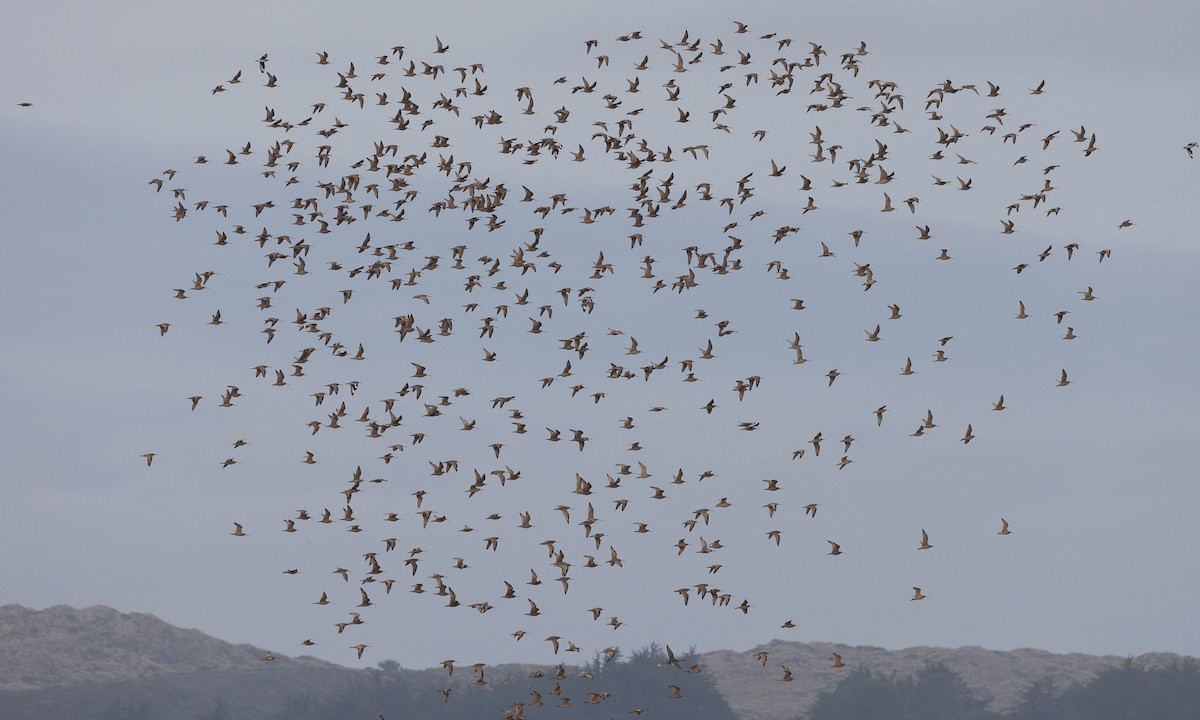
[912,587,926,601]
[137,34,1126,690]
[141,453,156,466]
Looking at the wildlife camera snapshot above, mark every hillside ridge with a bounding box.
[0,604,1190,720]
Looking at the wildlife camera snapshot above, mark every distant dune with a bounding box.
[698,639,1189,720]
[0,604,1189,720]
[0,604,358,719]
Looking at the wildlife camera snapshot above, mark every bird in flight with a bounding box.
[139,29,1126,697]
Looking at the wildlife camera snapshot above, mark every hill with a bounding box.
[699,639,1188,720]
[0,604,358,719]
[0,604,1191,719]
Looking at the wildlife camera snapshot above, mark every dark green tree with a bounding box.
[267,643,736,720]
[808,667,913,720]
[97,698,153,720]
[376,658,401,674]
[194,697,232,720]
[1055,657,1200,720]
[1005,678,1064,720]
[809,662,998,720]
[909,662,997,720]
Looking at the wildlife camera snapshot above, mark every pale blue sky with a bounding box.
[1,0,1197,671]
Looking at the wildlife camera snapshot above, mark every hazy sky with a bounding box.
[2,0,1198,673]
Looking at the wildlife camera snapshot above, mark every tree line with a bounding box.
[93,651,1200,719]
[806,657,1200,720]
[97,643,737,720]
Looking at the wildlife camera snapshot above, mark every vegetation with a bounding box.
[807,662,997,720]
[4,607,1198,720]
[263,643,738,720]
[1008,657,1200,720]
[806,657,1200,720]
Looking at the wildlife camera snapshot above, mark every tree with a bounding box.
[376,658,401,673]
[809,662,998,720]
[1006,678,1064,720]
[195,697,232,720]
[808,667,912,720]
[909,662,997,720]
[1054,657,1200,720]
[97,698,152,720]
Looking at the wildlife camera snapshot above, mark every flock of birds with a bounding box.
[140,23,1141,717]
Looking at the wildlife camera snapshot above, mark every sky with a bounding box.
[1,0,1198,674]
